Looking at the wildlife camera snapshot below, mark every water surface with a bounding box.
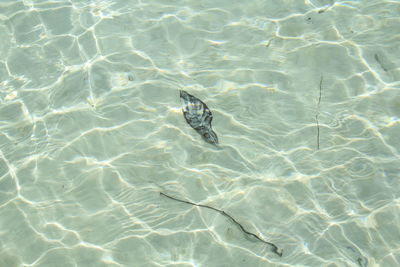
[0,0,399,266]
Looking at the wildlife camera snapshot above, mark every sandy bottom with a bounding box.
[0,0,400,266]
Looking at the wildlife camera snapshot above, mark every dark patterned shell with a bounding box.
[180,90,218,145]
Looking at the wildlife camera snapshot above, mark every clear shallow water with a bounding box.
[0,0,399,266]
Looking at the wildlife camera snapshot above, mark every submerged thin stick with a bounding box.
[160,192,283,257]
[374,53,388,72]
[316,76,323,150]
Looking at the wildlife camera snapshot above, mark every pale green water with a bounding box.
[0,0,400,266]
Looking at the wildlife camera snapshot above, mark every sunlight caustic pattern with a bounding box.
[0,0,399,266]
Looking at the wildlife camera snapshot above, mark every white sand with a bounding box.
[0,0,399,266]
